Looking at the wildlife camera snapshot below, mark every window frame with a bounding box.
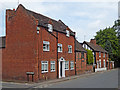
[50,61,55,72]
[66,30,70,37]
[43,41,50,51]
[99,59,101,68]
[58,43,62,52]
[103,60,106,68]
[65,61,69,70]
[68,45,72,53]
[103,53,105,58]
[81,52,84,59]
[48,24,53,32]
[99,52,101,57]
[41,61,48,73]
[70,61,74,70]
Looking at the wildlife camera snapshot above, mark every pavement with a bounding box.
[1,68,119,88]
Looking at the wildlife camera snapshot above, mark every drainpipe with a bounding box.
[93,51,96,72]
[56,32,59,78]
[74,36,76,75]
[36,20,40,80]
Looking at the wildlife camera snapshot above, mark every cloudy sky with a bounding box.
[0,0,119,42]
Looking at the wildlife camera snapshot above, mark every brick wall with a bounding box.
[76,52,89,75]
[2,6,39,82]
[57,31,75,77]
[2,5,76,82]
[95,52,108,69]
[38,27,57,80]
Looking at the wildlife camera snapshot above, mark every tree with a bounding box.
[113,20,120,66]
[95,27,119,61]
[86,49,94,64]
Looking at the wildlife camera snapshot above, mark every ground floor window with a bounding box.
[70,61,74,70]
[51,61,55,72]
[81,52,84,59]
[41,61,48,73]
[99,59,101,68]
[97,61,99,68]
[65,61,69,70]
[104,60,106,68]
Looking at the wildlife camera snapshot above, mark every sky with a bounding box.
[0,0,119,42]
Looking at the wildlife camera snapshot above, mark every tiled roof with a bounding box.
[0,36,6,48]
[18,4,75,36]
[83,41,108,53]
[75,40,86,52]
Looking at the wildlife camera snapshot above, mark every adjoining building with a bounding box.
[82,39,110,72]
[75,40,93,75]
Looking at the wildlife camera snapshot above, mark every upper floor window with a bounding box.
[65,61,69,70]
[68,45,72,53]
[66,30,70,37]
[58,43,62,52]
[41,61,48,73]
[37,26,40,34]
[70,61,74,70]
[48,24,53,32]
[84,44,86,49]
[99,52,101,57]
[51,61,55,72]
[103,53,105,58]
[43,41,50,51]
[81,52,84,59]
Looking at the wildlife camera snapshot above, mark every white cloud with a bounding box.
[88,20,102,29]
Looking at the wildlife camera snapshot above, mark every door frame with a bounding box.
[59,57,65,78]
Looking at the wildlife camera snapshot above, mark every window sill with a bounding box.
[58,51,62,53]
[70,69,74,70]
[65,69,69,71]
[41,71,48,73]
[51,70,55,72]
[68,52,72,54]
[43,50,50,52]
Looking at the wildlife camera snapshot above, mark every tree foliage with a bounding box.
[86,49,94,64]
[95,27,119,61]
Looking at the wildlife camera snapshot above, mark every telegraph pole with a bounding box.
[18,0,19,5]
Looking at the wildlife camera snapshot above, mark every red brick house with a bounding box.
[1,4,76,82]
[75,40,93,74]
[83,39,109,72]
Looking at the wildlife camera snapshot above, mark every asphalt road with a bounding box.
[1,69,119,88]
[47,69,118,88]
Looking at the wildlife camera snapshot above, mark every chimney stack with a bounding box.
[90,39,96,45]
[13,9,15,11]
